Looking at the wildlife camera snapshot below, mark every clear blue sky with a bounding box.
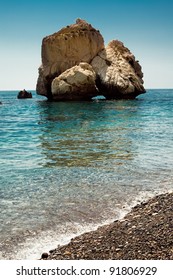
[0,0,172,90]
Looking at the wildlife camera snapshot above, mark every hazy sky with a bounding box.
[0,0,172,90]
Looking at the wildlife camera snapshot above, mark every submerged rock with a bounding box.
[36,19,145,101]
[17,89,32,99]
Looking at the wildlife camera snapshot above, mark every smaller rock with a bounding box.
[51,62,98,101]
[41,252,49,259]
[152,212,158,216]
[115,248,121,252]
[17,89,32,99]
[49,249,55,254]
[64,251,71,255]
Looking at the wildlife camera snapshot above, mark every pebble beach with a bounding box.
[43,192,173,260]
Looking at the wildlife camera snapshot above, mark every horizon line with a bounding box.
[0,88,173,92]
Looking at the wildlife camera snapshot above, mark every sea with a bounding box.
[0,89,173,260]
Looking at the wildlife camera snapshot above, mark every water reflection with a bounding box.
[37,100,141,169]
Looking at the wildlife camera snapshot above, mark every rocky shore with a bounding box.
[42,192,173,260]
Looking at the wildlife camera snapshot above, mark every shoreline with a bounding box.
[42,192,173,260]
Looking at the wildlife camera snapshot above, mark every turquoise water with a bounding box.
[0,90,173,259]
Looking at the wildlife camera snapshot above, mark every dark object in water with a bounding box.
[17,89,32,99]
[41,252,49,259]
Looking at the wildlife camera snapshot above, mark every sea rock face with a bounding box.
[51,62,98,101]
[36,19,145,100]
[17,89,32,99]
[36,19,104,98]
[91,40,145,99]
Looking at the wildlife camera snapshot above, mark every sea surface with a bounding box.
[0,89,173,259]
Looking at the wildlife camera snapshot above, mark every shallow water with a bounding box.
[0,89,173,259]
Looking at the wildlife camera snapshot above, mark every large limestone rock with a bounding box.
[51,62,98,101]
[36,19,104,98]
[36,19,145,101]
[91,40,145,99]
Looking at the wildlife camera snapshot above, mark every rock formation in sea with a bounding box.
[17,89,32,99]
[36,19,145,101]
[51,62,98,101]
[91,40,145,99]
